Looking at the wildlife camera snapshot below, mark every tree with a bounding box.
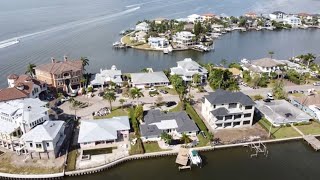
[119,98,126,110]
[228,62,243,70]
[155,95,164,106]
[81,57,89,71]
[238,17,247,27]
[141,68,149,73]
[130,87,144,104]
[134,105,144,121]
[192,73,201,86]
[193,22,203,37]
[103,90,116,111]
[220,59,228,67]
[227,78,240,92]
[160,132,172,144]
[87,86,93,93]
[272,80,286,99]
[268,51,274,59]
[301,53,316,66]
[25,63,36,77]
[180,133,191,144]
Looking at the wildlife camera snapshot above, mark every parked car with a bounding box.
[159,89,168,94]
[166,101,177,107]
[46,94,54,101]
[267,93,274,100]
[149,88,157,92]
[313,82,320,86]
[61,96,70,102]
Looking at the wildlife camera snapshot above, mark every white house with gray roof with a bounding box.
[201,89,255,129]
[130,71,170,88]
[140,110,199,141]
[241,57,285,76]
[21,120,65,158]
[0,98,49,151]
[78,116,130,149]
[170,58,208,83]
[90,65,123,86]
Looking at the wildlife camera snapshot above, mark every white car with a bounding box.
[313,82,320,86]
[267,93,274,100]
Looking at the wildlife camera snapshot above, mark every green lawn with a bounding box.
[296,121,320,135]
[185,103,210,138]
[83,147,115,156]
[169,102,183,112]
[66,150,78,171]
[143,142,167,153]
[94,108,129,119]
[258,118,300,139]
[196,134,210,147]
[121,36,133,45]
[156,87,178,95]
[129,138,145,155]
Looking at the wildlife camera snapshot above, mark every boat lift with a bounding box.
[245,141,268,158]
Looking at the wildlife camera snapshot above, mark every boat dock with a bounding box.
[245,141,268,157]
[303,135,320,151]
[176,148,191,171]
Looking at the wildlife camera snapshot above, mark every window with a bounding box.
[29,143,33,147]
[46,142,50,147]
[228,103,237,109]
[243,121,251,125]
[213,105,216,109]
[36,144,42,148]
[216,116,223,121]
[225,115,232,120]
[245,106,253,110]
[224,123,232,127]
[234,122,241,126]
[234,114,241,119]
[244,113,251,118]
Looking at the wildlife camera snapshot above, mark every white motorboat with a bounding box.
[188,149,202,166]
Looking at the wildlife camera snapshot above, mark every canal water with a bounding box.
[67,141,320,180]
[0,0,320,87]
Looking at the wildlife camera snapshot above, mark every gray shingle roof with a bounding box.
[211,107,229,116]
[140,110,199,137]
[204,89,255,106]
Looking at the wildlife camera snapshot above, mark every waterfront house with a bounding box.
[148,37,169,49]
[21,120,66,159]
[202,13,216,21]
[170,58,208,83]
[256,100,312,126]
[184,23,194,32]
[34,56,83,92]
[130,71,169,88]
[201,89,255,129]
[140,110,199,141]
[245,12,257,19]
[90,65,123,87]
[78,116,130,150]
[132,31,147,43]
[135,22,150,32]
[269,11,287,21]
[173,31,195,47]
[241,57,286,76]
[283,16,302,27]
[187,14,203,23]
[290,95,320,120]
[154,18,166,24]
[0,74,47,102]
[0,98,49,151]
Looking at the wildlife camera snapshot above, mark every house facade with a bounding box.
[78,116,130,150]
[170,58,208,83]
[34,56,83,92]
[140,110,199,141]
[269,11,287,21]
[0,98,49,151]
[148,37,169,49]
[135,22,150,32]
[241,57,285,76]
[21,120,66,158]
[173,31,195,47]
[283,16,302,27]
[90,65,123,86]
[201,89,255,129]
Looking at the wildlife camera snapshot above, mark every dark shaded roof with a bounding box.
[272,11,286,15]
[211,107,229,116]
[204,89,255,106]
[140,110,199,137]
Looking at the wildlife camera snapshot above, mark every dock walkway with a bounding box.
[303,135,320,151]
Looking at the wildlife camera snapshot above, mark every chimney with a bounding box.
[64,55,68,62]
[51,57,55,63]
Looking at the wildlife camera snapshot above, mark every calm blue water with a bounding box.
[0,0,320,88]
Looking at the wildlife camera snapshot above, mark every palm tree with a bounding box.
[103,90,116,111]
[130,87,144,104]
[220,59,227,67]
[180,133,191,145]
[303,53,316,67]
[119,98,126,110]
[268,51,274,59]
[25,63,36,77]
[192,73,201,86]
[140,68,149,73]
[160,132,172,144]
[80,57,89,71]
[272,80,286,99]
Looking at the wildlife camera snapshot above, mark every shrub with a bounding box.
[253,94,263,101]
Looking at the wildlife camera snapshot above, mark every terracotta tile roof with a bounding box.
[35,60,83,75]
[202,13,215,17]
[0,88,28,102]
[7,74,19,79]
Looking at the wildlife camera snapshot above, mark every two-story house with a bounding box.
[0,98,49,151]
[201,89,255,129]
[21,120,65,159]
[90,65,123,87]
[170,58,208,83]
[34,56,83,92]
[135,22,150,32]
[173,31,195,47]
[269,11,287,21]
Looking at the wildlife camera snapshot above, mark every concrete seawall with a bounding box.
[0,136,313,179]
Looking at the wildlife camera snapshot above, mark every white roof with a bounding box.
[78,116,130,143]
[130,71,169,85]
[171,58,207,76]
[0,120,19,134]
[150,120,178,130]
[91,67,122,85]
[21,120,65,142]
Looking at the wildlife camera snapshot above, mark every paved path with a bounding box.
[290,124,305,136]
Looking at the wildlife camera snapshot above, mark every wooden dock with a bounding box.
[176,148,191,171]
[304,135,320,151]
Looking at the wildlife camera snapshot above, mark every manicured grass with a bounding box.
[129,138,145,155]
[169,102,183,112]
[197,134,210,147]
[185,103,210,137]
[296,121,320,135]
[94,108,129,119]
[156,87,178,95]
[66,150,78,171]
[258,118,300,139]
[290,93,304,97]
[83,147,116,156]
[122,36,133,45]
[143,142,167,153]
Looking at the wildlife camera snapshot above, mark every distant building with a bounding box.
[135,22,150,32]
[130,71,170,88]
[269,11,287,21]
[21,120,66,159]
[170,58,208,83]
[202,13,216,21]
[201,89,255,129]
[0,74,47,102]
[34,56,83,92]
[241,57,286,76]
[187,14,204,23]
[183,23,194,32]
[140,110,199,141]
[0,98,49,151]
[173,31,195,47]
[154,18,166,24]
[245,12,257,19]
[148,37,169,49]
[78,116,130,150]
[90,65,123,86]
[283,16,302,27]
[132,31,147,42]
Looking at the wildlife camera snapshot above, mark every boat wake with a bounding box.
[0,6,140,49]
[126,0,163,8]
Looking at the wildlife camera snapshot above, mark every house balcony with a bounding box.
[82,140,129,150]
